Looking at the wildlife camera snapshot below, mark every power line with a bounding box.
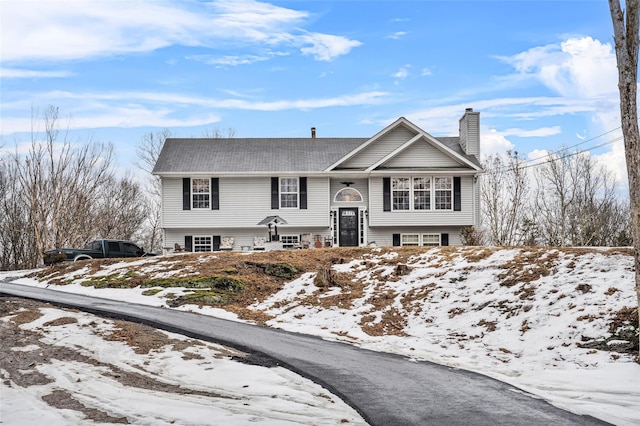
[483,127,622,174]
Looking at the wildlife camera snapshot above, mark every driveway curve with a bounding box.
[1,282,609,426]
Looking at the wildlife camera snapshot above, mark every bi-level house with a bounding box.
[152,109,482,252]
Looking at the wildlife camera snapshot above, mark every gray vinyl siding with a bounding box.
[383,140,462,168]
[368,176,475,227]
[161,176,331,229]
[341,127,417,169]
[367,227,462,246]
[474,175,481,228]
[460,112,480,156]
[329,178,368,207]
[163,227,333,252]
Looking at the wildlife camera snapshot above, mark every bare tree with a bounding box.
[94,175,147,241]
[135,129,172,253]
[533,150,576,246]
[201,127,236,139]
[14,106,115,263]
[0,105,150,269]
[532,149,630,247]
[609,0,640,341]
[566,153,621,246]
[0,156,34,269]
[481,151,530,245]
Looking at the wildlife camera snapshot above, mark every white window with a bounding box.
[401,234,420,246]
[193,236,212,252]
[413,177,430,210]
[280,178,298,208]
[422,234,441,246]
[280,235,299,249]
[392,176,453,211]
[192,178,210,209]
[434,177,453,210]
[334,187,363,202]
[392,177,410,210]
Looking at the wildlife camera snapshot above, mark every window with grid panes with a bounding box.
[192,178,210,209]
[434,177,453,210]
[392,177,410,210]
[401,234,420,246]
[280,178,298,208]
[193,236,212,252]
[422,234,440,246]
[413,177,430,210]
[280,235,299,248]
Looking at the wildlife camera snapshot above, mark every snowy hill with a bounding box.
[3,246,639,425]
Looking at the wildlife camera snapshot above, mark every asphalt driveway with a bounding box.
[0,282,609,426]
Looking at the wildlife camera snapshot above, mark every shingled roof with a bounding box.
[153,138,368,174]
[152,135,478,174]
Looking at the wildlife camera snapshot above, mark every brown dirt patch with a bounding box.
[1,296,240,423]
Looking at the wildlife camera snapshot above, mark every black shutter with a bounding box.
[212,235,221,251]
[392,233,401,246]
[453,177,461,211]
[182,178,191,210]
[299,177,307,209]
[271,177,279,209]
[383,177,391,211]
[184,235,193,251]
[441,233,449,246]
[211,178,219,210]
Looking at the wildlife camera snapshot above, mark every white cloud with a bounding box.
[0,68,73,78]
[500,37,618,100]
[421,68,432,77]
[593,140,628,188]
[1,0,360,63]
[482,130,515,158]
[386,32,407,40]
[499,126,562,138]
[0,90,390,134]
[527,149,550,162]
[392,65,411,80]
[187,54,272,67]
[299,33,362,62]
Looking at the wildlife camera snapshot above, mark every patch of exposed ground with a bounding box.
[0,297,242,423]
[27,246,639,353]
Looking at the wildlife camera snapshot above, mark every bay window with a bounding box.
[390,176,453,211]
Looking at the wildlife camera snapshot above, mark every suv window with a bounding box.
[123,243,140,255]
[85,241,102,250]
[107,241,120,252]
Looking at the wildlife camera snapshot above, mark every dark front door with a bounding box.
[339,208,359,247]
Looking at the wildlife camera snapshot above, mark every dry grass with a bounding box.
[30,246,638,349]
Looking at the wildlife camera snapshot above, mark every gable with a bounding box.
[380,138,464,169]
[338,125,418,170]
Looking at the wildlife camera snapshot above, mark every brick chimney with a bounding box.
[459,108,480,157]
[311,127,316,139]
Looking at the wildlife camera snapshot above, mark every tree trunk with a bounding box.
[609,0,640,358]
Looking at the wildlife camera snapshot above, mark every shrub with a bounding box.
[460,226,484,246]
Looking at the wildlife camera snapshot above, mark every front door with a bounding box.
[339,208,359,247]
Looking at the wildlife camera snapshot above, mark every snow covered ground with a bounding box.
[1,299,366,425]
[1,246,639,425]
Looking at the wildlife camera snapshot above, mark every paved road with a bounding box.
[1,281,609,426]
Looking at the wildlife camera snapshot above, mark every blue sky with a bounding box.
[0,0,628,184]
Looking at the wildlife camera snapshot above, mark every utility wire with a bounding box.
[482,127,622,174]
